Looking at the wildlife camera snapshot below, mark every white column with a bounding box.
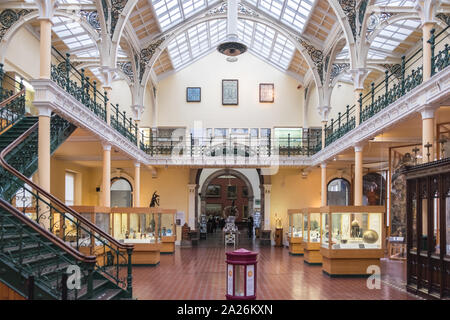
[102,143,111,207]
[134,162,141,207]
[263,184,271,230]
[188,184,197,229]
[354,144,363,206]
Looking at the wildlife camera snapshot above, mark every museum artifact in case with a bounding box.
[111,207,165,266]
[287,210,304,255]
[158,209,177,254]
[301,208,322,264]
[320,206,385,276]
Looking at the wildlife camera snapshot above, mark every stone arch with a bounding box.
[0,10,101,65]
[199,169,254,222]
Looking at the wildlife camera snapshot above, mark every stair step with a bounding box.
[3,242,54,254]
[91,288,123,301]
[22,252,63,265]
[69,279,110,300]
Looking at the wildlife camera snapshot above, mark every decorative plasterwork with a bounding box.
[330,63,350,83]
[436,13,450,27]
[80,10,101,32]
[30,79,149,165]
[0,9,32,41]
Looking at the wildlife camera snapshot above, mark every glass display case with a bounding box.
[287,210,304,255]
[110,208,163,266]
[320,206,385,276]
[158,209,177,254]
[301,208,322,265]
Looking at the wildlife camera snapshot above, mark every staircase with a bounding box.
[0,66,134,300]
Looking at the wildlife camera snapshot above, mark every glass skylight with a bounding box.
[57,0,94,3]
[244,0,316,33]
[374,0,415,5]
[52,16,96,53]
[371,19,421,52]
[151,0,219,31]
[166,18,295,72]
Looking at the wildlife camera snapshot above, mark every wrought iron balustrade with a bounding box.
[325,105,356,147]
[141,129,322,158]
[0,64,26,134]
[0,116,134,299]
[430,27,450,76]
[110,103,138,145]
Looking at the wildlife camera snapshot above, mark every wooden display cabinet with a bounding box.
[301,208,322,265]
[287,209,304,255]
[405,159,450,300]
[319,206,385,276]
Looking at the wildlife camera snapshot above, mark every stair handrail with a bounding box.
[0,199,96,264]
[0,88,25,109]
[0,122,134,252]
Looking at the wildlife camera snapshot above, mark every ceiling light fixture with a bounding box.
[217,0,247,59]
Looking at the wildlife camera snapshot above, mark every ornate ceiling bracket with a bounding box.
[138,36,169,82]
[338,0,357,40]
[205,1,259,17]
[295,37,324,84]
[330,63,350,83]
[365,12,395,39]
[118,61,133,83]
[437,13,450,27]
[0,9,33,42]
[80,10,101,32]
[381,63,402,80]
[111,0,127,37]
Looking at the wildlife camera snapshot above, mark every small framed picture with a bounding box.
[222,79,238,105]
[259,83,274,103]
[186,87,201,102]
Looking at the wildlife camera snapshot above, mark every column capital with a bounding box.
[134,161,141,168]
[320,162,327,169]
[354,144,363,153]
[318,105,330,122]
[419,105,437,119]
[35,0,58,21]
[350,68,370,90]
[263,184,272,193]
[188,184,197,192]
[102,143,111,151]
[101,67,116,89]
[415,0,439,26]
[36,105,53,117]
[131,104,145,122]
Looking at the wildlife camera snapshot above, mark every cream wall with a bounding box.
[328,81,355,121]
[305,82,321,127]
[154,51,304,130]
[4,26,40,80]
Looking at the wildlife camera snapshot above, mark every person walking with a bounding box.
[247,216,254,238]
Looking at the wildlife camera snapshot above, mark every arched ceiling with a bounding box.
[5,0,450,88]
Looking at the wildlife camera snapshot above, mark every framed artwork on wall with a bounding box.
[206,185,221,197]
[222,79,239,105]
[259,83,274,103]
[186,87,201,102]
[227,185,237,199]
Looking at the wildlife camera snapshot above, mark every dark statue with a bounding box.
[150,191,160,207]
[230,199,237,216]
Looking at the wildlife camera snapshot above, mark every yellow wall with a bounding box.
[329,81,355,121]
[154,51,305,129]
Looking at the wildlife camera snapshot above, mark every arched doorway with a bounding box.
[111,178,133,207]
[327,178,351,205]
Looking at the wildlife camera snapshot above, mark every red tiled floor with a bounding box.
[132,241,418,300]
